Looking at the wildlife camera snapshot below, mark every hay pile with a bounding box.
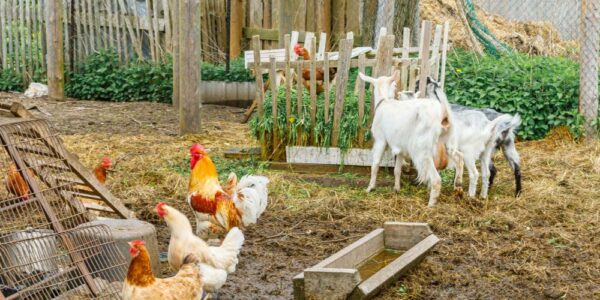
[420,0,578,56]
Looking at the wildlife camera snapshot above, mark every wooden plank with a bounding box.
[362,0,378,46]
[268,161,398,175]
[38,0,46,69]
[229,0,243,57]
[284,34,292,133]
[93,0,103,49]
[296,61,304,146]
[26,0,34,76]
[304,268,361,300]
[383,222,433,250]
[162,0,172,52]
[6,0,14,70]
[315,0,331,50]
[317,32,327,60]
[146,0,156,61]
[418,21,432,96]
[248,0,263,49]
[171,0,179,107]
[287,145,395,166]
[47,0,65,100]
[252,36,265,121]
[331,0,345,44]
[430,24,443,81]
[319,229,384,268]
[309,36,317,143]
[247,58,385,74]
[243,27,279,41]
[152,0,162,59]
[269,56,279,156]
[331,38,352,147]
[440,21,450,89]
[323,55,330,123]
[18,0,26,80]
[400,27,410,92]
[117,0,142,57]
[345,0,359,37]
[305,0,315,32]
[179,0,202,134]
[0,1,6,69]
[357,53,366,147]
[79,0,90,56]
[356,234,439,298]
[85,0,95,51]
[106,0,115,50]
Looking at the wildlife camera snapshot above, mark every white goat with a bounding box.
[413,78,521,198]
[359,71,458,207]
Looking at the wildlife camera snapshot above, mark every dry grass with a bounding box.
[420,0,579,57]
[13,96,597,299]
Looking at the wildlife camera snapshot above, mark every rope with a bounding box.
[463,0,513,56]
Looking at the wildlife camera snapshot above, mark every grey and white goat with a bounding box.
[360,71,460,207]
[413,78,521,198]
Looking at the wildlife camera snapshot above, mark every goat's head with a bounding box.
[358,70,400,103]
[415,76,441,99]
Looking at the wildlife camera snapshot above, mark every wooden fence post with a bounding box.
[418,21,432,96]
[230,0,243,58]
[46,0,65,101]
[331,38,352,147]
[178,0,202,134]
[172,0,180,108]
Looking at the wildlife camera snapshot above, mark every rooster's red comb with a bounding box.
[190,144,206,154]
[128,240,145,247]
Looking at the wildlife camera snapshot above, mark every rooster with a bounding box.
[293,44,336,94]
[187,144,269,237]
[122,240,204,300]
[94,157,111,184]
[5,163,34,201]
[155,202,240,293]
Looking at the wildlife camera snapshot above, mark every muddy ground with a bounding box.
[2,92,598,299]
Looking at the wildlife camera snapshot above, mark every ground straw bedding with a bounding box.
[64,121,600,298]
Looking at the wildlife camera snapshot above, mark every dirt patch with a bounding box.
[2,93,598,299]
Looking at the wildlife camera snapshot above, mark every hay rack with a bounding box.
[0,106,134,299]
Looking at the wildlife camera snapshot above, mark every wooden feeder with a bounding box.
[293,222,439,299]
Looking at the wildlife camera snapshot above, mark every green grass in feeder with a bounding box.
[250,68,374,151]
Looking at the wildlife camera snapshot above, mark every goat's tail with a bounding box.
[484,114,516,145]
[435,87,453,143]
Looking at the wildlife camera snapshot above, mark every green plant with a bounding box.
[66,49,173,102]
[202,58,255,82]
[0,69,24,92]
[168,156,267,183]
[250,67,373,150]
[446,50,586,139]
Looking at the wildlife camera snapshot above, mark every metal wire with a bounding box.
[0,118,127,299]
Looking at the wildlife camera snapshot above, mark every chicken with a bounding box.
[122,240,204,300]
[94,157,111,184]
[187,144,269,236]
[293,44,336,94]
[155,202,240,293]
[5,163,34,201]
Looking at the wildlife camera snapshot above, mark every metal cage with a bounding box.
[0,118,130,299]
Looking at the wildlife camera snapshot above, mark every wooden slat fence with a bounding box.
[248,22,450,159]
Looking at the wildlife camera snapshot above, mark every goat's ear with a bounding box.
[390,70,400,82]
[358,72,374,83]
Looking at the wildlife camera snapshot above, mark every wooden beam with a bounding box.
[178,0,202,134]
[229,0,243,58]
[46,0,65,100]
[243,27,279,41]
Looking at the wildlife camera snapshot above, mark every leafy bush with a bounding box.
[66,50,254,102]
[0,70,23,92]
[445,50,586,139]
[202,59,255,82]
[66,49,173,102]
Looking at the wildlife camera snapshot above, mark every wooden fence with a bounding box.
[248,21,450,159]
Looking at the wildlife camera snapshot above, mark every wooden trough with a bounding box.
[293,222,439,300]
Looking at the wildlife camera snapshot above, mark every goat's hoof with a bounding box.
[366,186,374,193]
[454,187,464,199]
[393,186,401,193]
[427,201,437,208]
